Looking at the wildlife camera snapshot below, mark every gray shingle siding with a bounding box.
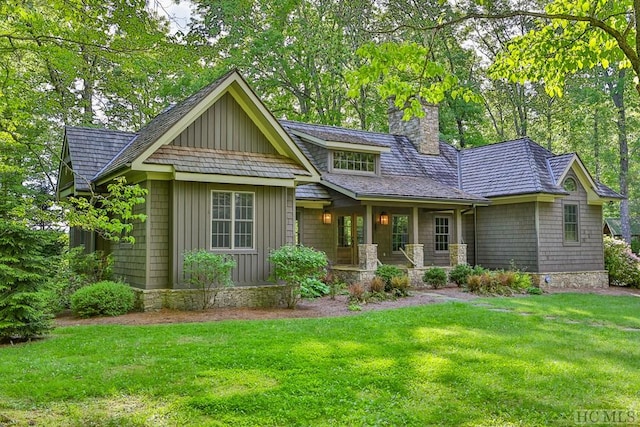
[475,203,538,271]
[537,172,605,272]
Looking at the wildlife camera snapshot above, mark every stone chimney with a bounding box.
[388,98,439,155]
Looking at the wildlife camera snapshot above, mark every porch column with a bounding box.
[405,244,424,268]
[449,208,467,266]
[365,204,373,244]
[358,244,378,270]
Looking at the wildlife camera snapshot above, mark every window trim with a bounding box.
[563,202,580,245]
[210,190,256,251]
[329,150,378,175]
[434,216,450,253]
[391,214,409,253]
[563,177,577,192]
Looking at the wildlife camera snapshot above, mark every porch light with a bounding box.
[379,212,389,225]
[322,210,332,224]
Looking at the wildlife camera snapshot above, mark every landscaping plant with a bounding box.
[374,264,404,292]
[448,263,474,287]
[300,277,330,299]
[183,250,236,309]
[390,275,410,296]
[70,281,135,318]
[466,270,531,295]
[0,221,61,342]
[269,245,328,308]
[604,235,640,287]
[422,267,448,289]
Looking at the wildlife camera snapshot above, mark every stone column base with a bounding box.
[405,244,424,268]
[358,244,378,271]
[449,244,467,266]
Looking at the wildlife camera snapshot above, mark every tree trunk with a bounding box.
[593,106,600,181]
[609,70,631,243]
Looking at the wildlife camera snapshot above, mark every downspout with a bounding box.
[473,204,478,266]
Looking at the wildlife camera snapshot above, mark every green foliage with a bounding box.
[604,236,640,287]
[300,278,330,299]
[448,263,474,287]
[375,264,404,292]
[269,245,328,308]
[466,270,532,296]
[183,250,236,310]
[632,237,640,255]
[1,294,639,425]
[64,177,148,244]
[422,267,448,289]
[48,246,114,311]
[527,287,544,295]
[390,275,410,296]
[0,221,61,342]
[70,281,135,318]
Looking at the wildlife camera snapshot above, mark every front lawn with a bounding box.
[1,293,639,426]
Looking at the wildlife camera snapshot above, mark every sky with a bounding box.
[150,0,194,34]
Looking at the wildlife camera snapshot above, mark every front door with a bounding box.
[336,214,364,264]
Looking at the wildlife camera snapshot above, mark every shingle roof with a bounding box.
[322,173,486,203]
[547,153,574,182]
[145,146,311,179]
[295,183,331,200]
[460,138,568,198]
[95,69,237,180]
[280,120,392,147]
[65,126,136,191]
[604,217,640,236]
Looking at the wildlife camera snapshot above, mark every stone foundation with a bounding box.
[133,284,292,312]
[530,271,609,289]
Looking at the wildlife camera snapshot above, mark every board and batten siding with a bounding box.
[475,202,538,271]
[171,181,294,287]
[537,171,604,272]
[171,92,278,154]
[419,211,455,267]
[111,181,148,289]
[463,212,475,265]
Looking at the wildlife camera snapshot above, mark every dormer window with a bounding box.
[332,151,376,173]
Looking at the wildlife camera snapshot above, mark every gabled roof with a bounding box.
[604,218,640,236]
[64,126,136,192]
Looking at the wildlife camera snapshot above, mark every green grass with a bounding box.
[1,293,639,426]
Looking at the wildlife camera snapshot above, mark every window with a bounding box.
[564,204,579,243]
[332,151,376,173]
[435,217,449,252]
[392,215,408,252]
[563,177,577,192]
[211,191,254,249]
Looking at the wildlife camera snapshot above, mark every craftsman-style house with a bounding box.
[58,70,623,308]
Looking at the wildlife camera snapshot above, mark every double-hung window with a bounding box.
[392,215,409,252]
[435,217,450,252]
[563,203,579,243]
[211,191,254,250]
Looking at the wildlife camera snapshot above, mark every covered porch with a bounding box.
[297,199,476,286]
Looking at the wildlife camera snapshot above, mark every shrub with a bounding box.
[449,264,474,287]
[422,267,448,289]
[632,237,640,255]
[348,283,367,303]
[604,236,640,287]
[183,250,236,309]
[375,265,404,292]
[390,275,410,296]
[269,245,328,308]
[0,221,61,342]
[300,278,330,299]
[465,270,531,295]
[70,281,135,318]
[369,276,386,294]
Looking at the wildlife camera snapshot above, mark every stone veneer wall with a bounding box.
[530,271,609,289]
[134,285,292,312]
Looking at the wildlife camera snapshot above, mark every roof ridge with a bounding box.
[523,139,544,193]
[280,119,392,138]
[66,125,137,136]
